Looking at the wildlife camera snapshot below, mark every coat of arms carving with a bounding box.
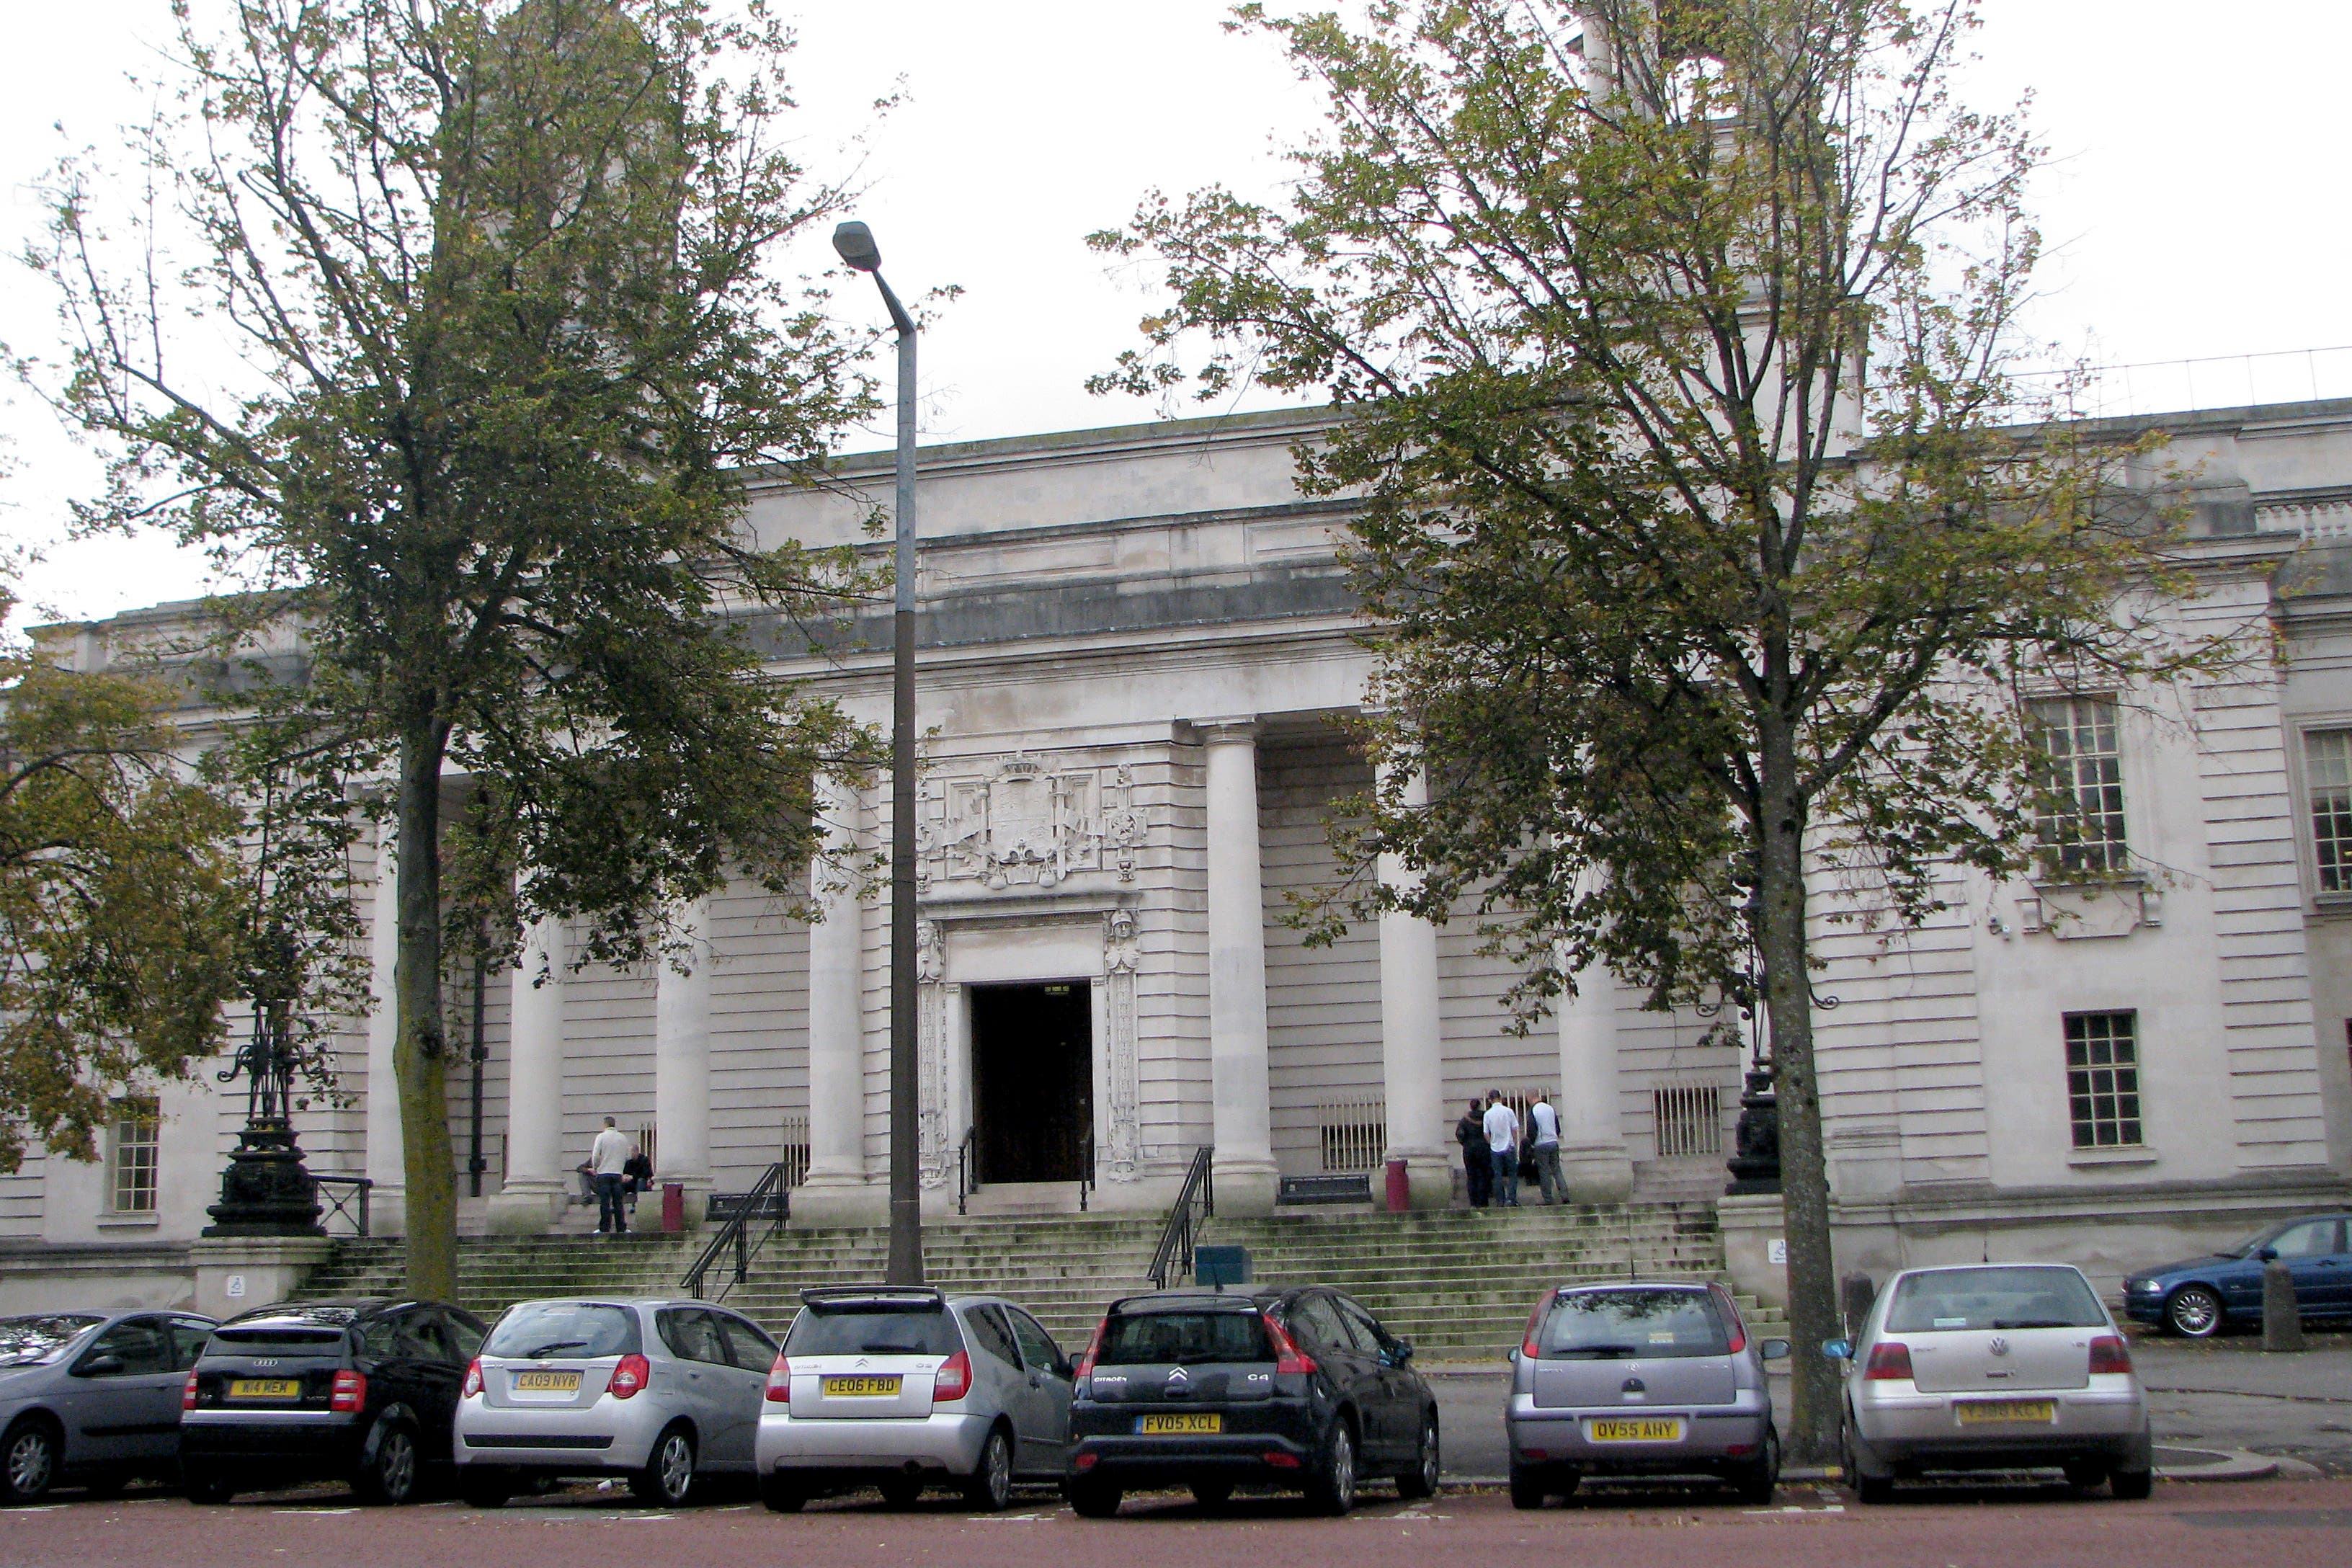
[918,755,1143,890]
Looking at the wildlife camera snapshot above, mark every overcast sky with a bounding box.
[5,0,2348,628]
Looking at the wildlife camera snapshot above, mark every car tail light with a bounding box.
[1073,1451,1099,1472]
[1521,1448,1550,1461]
[183,1371,200,1411]
[606,1354,651,1399]
[1263,1313,1317,1377]
[765,1353,792,1404]
[1263,1451,1301,1469]
[1711,1286,1748,1355]
[1863,1342,1914,1381]
[329,1369,368,1412]
[1073,1318,1109,1379]
[932,1350,973,1403]
[461,1358,484,1399]
[1520,1296,1549,1359]
[2088,1335,2133,1376]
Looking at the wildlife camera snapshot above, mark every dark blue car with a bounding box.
[2121,1213,2352,1337]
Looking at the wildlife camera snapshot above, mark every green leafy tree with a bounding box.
[1092,0,2240,1461]
[25,0,882,1295]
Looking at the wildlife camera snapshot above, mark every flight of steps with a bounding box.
[295,1200,1781,1360]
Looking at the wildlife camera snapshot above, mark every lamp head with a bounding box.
[832,221,882,272]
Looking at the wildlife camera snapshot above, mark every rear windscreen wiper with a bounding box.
[524,1340,590,1358]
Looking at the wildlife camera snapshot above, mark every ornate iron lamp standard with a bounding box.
[202,925,323,1237]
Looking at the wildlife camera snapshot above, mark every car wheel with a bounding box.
[760,1472,807,1513]
[1066,1478,1122,1518]
[1190,1479,1234,1510]
[630,1426,696,1507]
[354,1422,419,1505]
[458,1471,513,1510]
[878,1473,922,1509]
[184,1468,236,1505]
[962,1427,1013,1513]
[2110,1467,2155,1501]
[1730,1427,1780,1506]
[2165,1286,2224,1339]
[1844,1413,1895,1505]
[1507,1465,1546,1510]
[1306,1419,1357,1516]
[1396,1411,1440,1501]
[0,1417,58,1505]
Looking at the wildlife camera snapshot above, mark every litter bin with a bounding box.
[1385,1157,1411,1213]
[662,1181,685,1233]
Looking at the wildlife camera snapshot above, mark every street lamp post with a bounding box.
[833,220,925,1286]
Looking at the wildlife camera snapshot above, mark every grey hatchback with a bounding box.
[0,1311,217,1503]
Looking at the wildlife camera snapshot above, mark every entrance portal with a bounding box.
[969,981,1093,1185]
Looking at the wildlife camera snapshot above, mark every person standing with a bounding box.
[590,1115,631,1234]
[1482,1090,1521,1208]
[1455,1099,1492,1208]
[1526,1090,1564,1205]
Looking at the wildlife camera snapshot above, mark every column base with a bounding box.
[1559,1144,1636,1205]
[788,1178,888,1229]
[365,1185,407,1239]
[485,1180,569,1236]
[190,1235,334,1320]
[1210,1156,1280,1219]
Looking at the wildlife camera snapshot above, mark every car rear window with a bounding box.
[1536,1289,1729,1360]
[0,1314,102,1367]
[1099,1310,1273,1366]
[1884,1267,2107,1333]
[484,1303,641,1360]
[785,1304,963,1358]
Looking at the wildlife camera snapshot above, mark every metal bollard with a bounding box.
[2262,1260,2307,1351]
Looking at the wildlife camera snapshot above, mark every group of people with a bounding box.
[584,1115,656,1234]
[1456,1090,1565,1208]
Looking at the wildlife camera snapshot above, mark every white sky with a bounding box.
[4,0,2349,628]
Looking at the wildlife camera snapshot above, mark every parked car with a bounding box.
[1830,1263,2152,1502]
[755,1286,1074,1513]
[0,1310,216,1504]
[1062,1286,1438,1518]
[180,1298,486,1505]
[2121,1213,2352,1337]
[1504,1282,1783,1508]
[454,1296,775,1507]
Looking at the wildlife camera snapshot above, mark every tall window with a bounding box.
[2029,697,2129,875]
[2064,1012,2142,1149]
[2307,729,2352,893]
[108,1097,160,1213]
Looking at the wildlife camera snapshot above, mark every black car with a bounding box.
[1064,1286,1439,1517]
[180,1298,486,1505]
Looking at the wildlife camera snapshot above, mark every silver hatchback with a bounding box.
[453,1297,777,1507]
[754,1287,1074,1513]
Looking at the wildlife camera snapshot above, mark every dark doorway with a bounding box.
[969,981,1093,1185]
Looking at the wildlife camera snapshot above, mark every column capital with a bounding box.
[1189,716,1260,746]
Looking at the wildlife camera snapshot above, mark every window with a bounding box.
[2064,1011,2142,1149]
[107,1097,159,1213]
[2031,697,2129,875]
[2307,729,2352,893]
[1653,1082,1723,1158]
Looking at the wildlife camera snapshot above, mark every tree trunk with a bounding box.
[393,724,456,1301]
[1754,717,1842,1467]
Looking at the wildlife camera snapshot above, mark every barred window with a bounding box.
[2307,729,2352,894]
[2031,698,2129,875]
[108,1098,160,1213]
[2064,1012,2142,1149]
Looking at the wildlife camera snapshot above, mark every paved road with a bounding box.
[3,1476,2348,1567]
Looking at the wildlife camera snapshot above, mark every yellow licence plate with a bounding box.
[512,1371,582,1393]
[1136,1413,1223,1435]
[1956,1399,2056,1426]
[1587,1418,1686,1443]
[821,1375,902,1397]
[228,1378,302,1400]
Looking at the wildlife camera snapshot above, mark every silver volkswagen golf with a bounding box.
[754,1286,1074,1513]
[1832,1263,2153,1501]
[453,1296,776,1507]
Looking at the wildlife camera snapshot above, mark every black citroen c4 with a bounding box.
[1064,1287,1439,1517]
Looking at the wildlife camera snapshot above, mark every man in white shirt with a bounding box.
[1526,1090,1564,1206]
[590,1116,632,1234]
[1482,1092,1521,1208]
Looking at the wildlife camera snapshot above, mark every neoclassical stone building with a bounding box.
[9,396,2352,1290]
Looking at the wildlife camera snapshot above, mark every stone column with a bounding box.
[1376,764,1452,1208]
[361,827,406,1234]
[653,896,714,1225]
[488,913,569,1233]
[1202,721,1279,1216]
[793,778,883,1227]
[1556,950,1635,1202]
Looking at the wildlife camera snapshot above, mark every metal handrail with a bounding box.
[1146,1146,1214,1289]
[683,1161,787,1301]
[955,1126,978,1216]
[1077,1116,1095,1214]
[311,1174,373,1237]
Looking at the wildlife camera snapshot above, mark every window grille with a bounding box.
[1652,1082,1724,1159]
[779,1115,812,1188]
[2064,1011,2143,1149]
[2029,697,2129,874]
[109,1097,159,1213]
[1317,1099,1386,1172]
[2308,729,2352,893]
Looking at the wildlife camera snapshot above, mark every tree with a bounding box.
[1092,0,2238,1461]
[26,0,881,1296]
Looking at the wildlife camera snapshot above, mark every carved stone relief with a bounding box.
[916,755,1144,891]
[915,919,950,1189]
[1102,907,1141,1181]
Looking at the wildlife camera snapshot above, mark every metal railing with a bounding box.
[682,1161,787,1301]
[955,1126,978,1217]
[1077,1118,1095,1213]
[1317,1097,1386,1173]
[1147,1146,1215,1290]
[312,1175,373,1237]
